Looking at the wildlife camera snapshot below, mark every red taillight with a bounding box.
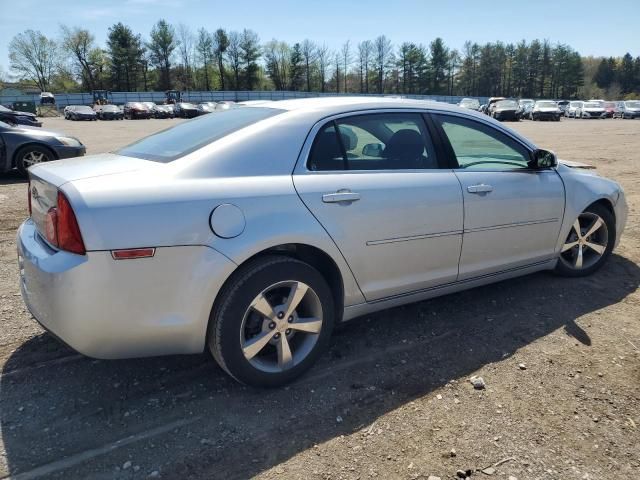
[43,191,86,255]
[56,191,86,254]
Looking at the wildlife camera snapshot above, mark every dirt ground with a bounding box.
[0,116,638,480]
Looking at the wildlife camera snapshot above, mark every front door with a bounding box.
[293,111,464,301]
[431,113,565,280]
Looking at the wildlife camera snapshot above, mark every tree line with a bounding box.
[5,21,640,100]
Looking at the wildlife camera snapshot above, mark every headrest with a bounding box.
[383,129,424,159]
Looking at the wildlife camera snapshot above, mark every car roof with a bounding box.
[246,96,478,116]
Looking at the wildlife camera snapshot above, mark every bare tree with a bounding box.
[226,31,242,90]
[264,40,290,90]
[301,39,317,92]
[196,28,212,90]
[60,26,99,91]
[357,40,372,93]
[334,51,341,93]
[9,30,58,91]
[341,40,351,93]
[316,43,330,93]
[373,35,393,93]
[176,24,194,90]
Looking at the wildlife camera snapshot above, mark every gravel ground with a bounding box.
[0,116,638,480]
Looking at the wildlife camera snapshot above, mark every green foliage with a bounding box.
[147,19,177,90]
[6,22,640,99]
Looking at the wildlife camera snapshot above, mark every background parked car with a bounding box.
[95,104,124,120]
[485,97,506,116]
[215,100,236,111]
[566,101,583,118]
[142,102,157,112]
[39,92,55,105]
[617,100,640,119]
[197,102,217,115]
[457,98,481,111]
[0,120,85,176]
[491,99,519,121]
[66,105,97,121]
[578,101,606,119]
[0,104,42,127]
[517,99,535,119]
[124,102,152,119]
[152,104,175,119]
[603,101,616,118]
[174,102,199,118]
[556,100,570,115]
[530,100,562,121]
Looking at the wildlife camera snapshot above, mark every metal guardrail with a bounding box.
[0,91,489,111]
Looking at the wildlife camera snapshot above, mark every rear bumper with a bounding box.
[17,219,237,359]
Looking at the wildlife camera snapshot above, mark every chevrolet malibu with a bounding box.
[17,98,627,387]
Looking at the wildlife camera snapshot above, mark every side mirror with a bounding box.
[531,149,558,169]
[362,143,384,157]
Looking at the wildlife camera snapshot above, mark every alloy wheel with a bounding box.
[22,150,49,167]
[240,280,323,373]
[559,212,609,270]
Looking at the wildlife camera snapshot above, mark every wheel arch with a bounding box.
[586,198,615,223]
[212,243,346,327]
[12,142,58,167]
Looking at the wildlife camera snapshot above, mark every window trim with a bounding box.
[302,109,444,173]
[430,112,539,172]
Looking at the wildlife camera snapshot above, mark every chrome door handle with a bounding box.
[322,191,361,203]
[467,184,493,194]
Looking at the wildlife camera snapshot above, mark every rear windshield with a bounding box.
[117,107,283,162]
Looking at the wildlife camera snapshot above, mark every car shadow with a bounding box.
[0,170,27,185]
[1,254,638,479]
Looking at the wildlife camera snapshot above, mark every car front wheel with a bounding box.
[15,145,54,176]
[208,256,335,387]
[555,204,615,277]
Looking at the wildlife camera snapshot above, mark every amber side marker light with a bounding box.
[111,248,156,260]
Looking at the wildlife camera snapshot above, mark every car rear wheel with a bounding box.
[555,204,615,277]
[208,255,335,387]
[15,145,54,176]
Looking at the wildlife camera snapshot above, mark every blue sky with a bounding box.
[1,0,639,74]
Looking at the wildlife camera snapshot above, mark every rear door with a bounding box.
[431,113,565,280]
[293,111,464,301]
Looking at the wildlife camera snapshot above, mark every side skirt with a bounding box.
[342,258,558,321]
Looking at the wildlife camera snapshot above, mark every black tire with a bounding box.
[554,203,615,277]
[208,255,335,387]
[15,144,54,177]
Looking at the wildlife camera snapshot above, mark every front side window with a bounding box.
[434,114,531,170]
[307,113,438,171]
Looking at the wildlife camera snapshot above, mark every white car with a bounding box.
[566,101,583,118]
[530,101,562,121]
[578,101,606,119]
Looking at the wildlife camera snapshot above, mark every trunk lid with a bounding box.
[28,153,159,187]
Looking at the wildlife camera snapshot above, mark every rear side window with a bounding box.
[117,107,283,162]
[307,113,438,171]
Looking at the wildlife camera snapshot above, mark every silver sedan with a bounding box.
[17,98,628,387]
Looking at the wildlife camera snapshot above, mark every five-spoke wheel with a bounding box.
[556,204,615,276]
[208,256,334,387]
[15,145,53,176]
[241,280,323,373]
